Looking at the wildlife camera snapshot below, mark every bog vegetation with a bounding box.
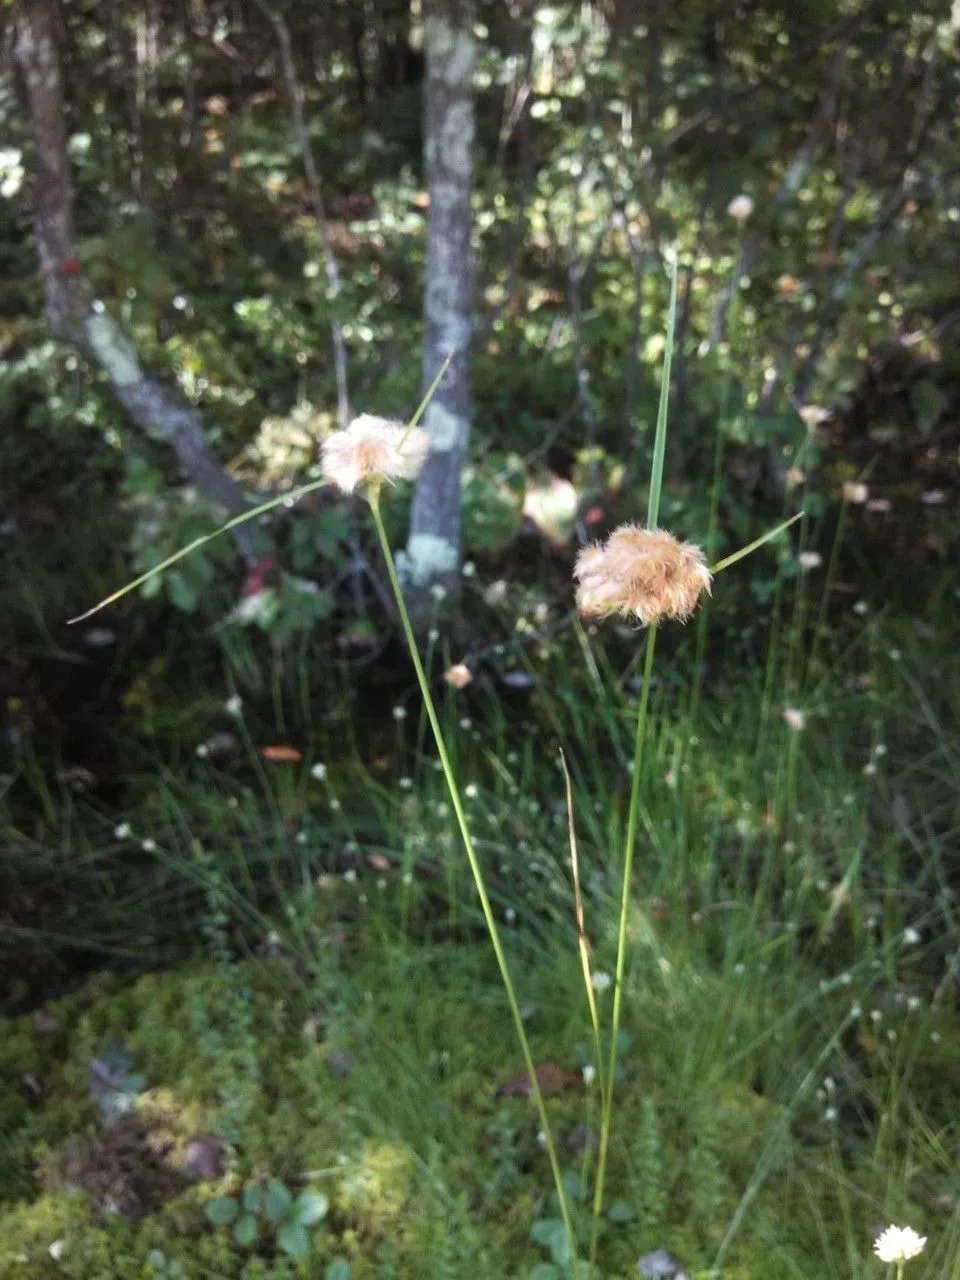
[1,2,958,1279]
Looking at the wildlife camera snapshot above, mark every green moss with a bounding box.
[1,925,953,1278]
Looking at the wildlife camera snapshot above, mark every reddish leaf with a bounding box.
[261,745,303,762]
[498,1064,581,1098]
[241,555,279,598]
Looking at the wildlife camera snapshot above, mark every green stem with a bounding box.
[646,256,679,529]
[590,623,658,1265]
[370,493,581,1279]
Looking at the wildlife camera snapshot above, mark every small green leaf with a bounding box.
[277,1220,310,1258]
[264,1179,294,1223]
[561,1170,587,1203]
[607,1198,634,1224]
[530,1219,571,1266]
[205,1196,239,1225]
[530,1266,561,1280]
[167,569,199,613]
[232,1212,258,1247]
[293,1190,329,1225]
[531,1219,564,1248]
[325,1260,351,1280]
[242,1184,263,1213]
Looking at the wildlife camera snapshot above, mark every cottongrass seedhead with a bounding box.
[574,526,711,626]
[727,193,755,221]
[321,414,430,494]
[444,663,473,690]
[873,1225,926,1264]
[843,481,869,504]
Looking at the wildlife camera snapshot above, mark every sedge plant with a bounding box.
[71,280,802,1276]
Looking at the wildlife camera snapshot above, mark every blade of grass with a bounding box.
[710,512,802,575]
[369,492,582,1280]
[68,355,455,625]
[591,254,678,1264]
[560,748,605,1111]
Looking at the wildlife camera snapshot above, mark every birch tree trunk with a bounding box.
[398,0,475,619]
[12,0,258,561]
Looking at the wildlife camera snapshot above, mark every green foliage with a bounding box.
[204,1181,329,1259]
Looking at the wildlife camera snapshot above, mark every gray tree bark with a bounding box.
[398,0,475,618]
[12,0,258,560]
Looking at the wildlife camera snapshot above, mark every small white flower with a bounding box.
[850,1003,862,1018]
[853,600,869,616]
[141,838,157,853]
[195,743,209,758]
[889,648,901,661]
[330,798,342,812]
[430,584,447,602]
[392,705,407,721]
[224,694,243,717]
[783,707,807,732]
[536,1130,547,1147]
[931,1031,941,1043]
[227,796,239,809]
[863,762,878,776]
[824,1107,838,1122]
[113,823,131,840]
[428,628,440,642]
[398,776,413,789]
[296,831,308,845]
[504,907,516,924]
[870,1009,882,1023]
[591,971,613,993]
[798,551,823,570]
[823,1076,836,1094]
[48,1240,66,1261]
[840,971,852,985]
[402,871,413,885]
[377,877,386,890]
[664,769,677,789]
[902,926,921,946]
[874,743,887,757]
[907,996,922,1012]
[310,762,328,780]
[459,717,472,729]
[343,869,357,883]
[873,1225,926,1264]
[843,481,869,504]
[582,1064,597,1085]
[462,561,476,578]
[464,783,478,799]
[727,194,755,220]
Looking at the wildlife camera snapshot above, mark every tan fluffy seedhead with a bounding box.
[321,414,430,495]
[574,525,711,626]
